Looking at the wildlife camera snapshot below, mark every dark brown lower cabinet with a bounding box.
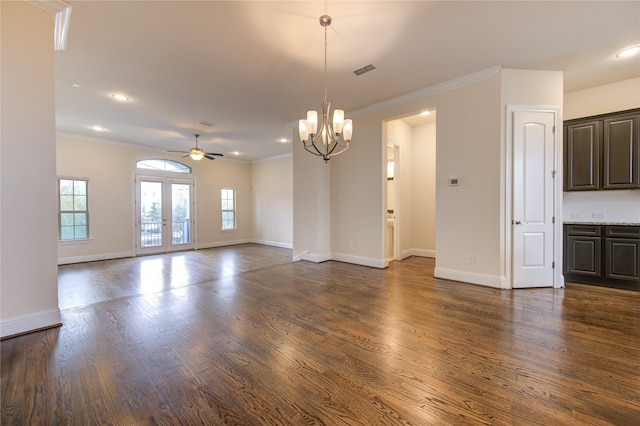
[565,224,640,290]
[605,226,640,281]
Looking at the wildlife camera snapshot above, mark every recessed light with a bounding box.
[90,125,106,132]
[231,151,241,156]
[420,111,431,116]
[278,138,289,143]
[71,83,80,88]
[616,46,640,58]
[111,93,130,102]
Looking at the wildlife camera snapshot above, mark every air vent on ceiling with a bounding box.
[354,64,376,76]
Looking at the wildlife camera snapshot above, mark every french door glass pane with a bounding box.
[171,183,191,245]
[140,181,163,248]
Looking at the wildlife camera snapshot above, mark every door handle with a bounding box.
[514,220,521,225]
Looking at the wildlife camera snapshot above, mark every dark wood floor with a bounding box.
[2,244,639,425]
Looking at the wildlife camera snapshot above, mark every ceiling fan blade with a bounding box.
[204,154,218,160]
[205,152,223,157]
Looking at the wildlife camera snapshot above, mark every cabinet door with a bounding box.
[605,238,640,281]
[565,121,601,191]
[565,235,602,276]
[603,114,640,189]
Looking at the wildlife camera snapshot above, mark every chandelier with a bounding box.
[299,15,353,163]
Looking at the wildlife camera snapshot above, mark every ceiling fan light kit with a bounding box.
[298,15,353,163]
[168,134,223,161]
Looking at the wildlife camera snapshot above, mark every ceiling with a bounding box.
[55,1,640,162]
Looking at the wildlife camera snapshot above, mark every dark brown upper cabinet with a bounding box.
[564,109,640,191]
[565,120,601,191]
[603,114,640,189]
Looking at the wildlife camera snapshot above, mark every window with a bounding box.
[136,159,191,173]
[221,188,236,230]
[58,178,89,240]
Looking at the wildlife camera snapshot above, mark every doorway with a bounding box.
[384,111,437,262]
[135,175,195,255]
[387,143,399,261]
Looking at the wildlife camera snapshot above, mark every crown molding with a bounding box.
[350,65,503,118]
[24,0,70,14]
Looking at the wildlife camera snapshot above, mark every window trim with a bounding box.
[57,177,90,242]
[220,187,237,231]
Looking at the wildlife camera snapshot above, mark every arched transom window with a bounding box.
[136,159,191,173]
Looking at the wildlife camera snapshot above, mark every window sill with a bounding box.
[221,228,237,232]
[58,238,93,245]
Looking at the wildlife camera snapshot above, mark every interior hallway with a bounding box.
[2,245,639,424]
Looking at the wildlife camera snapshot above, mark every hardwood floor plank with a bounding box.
[2,245,640,424]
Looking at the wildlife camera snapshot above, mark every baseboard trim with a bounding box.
[57,241,294,265]
[434,267,503,289]
[196,239,253,250]
[1,308,62,339]
[408,249,436,258]
[251,239,293,249]
[58,251,133,265]
[331,252,388,269]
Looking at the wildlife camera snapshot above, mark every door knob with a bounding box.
[514,220,522,225]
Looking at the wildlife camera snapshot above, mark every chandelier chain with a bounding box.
[323,24,328,105]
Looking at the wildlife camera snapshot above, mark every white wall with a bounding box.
[251,155,293,248]
[325,67,563,288]
[57,135,254,263]
[192,154,253,248]
[325,68,504,277]
[434,75,503,285]
[563,77,640,225]
[1,2,61,337]
[564,191,640,223]
[411,122,436,256]
[293,131,331,262]
[564,77,640,120]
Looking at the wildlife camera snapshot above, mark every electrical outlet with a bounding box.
[570,213,582,219]
[592,212,605,219]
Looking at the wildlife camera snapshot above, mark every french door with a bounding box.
[135,176,195,255]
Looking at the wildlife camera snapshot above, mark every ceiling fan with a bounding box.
[168,134,223,161]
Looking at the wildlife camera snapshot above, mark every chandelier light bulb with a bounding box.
[299,120,309,142]
[333,109,344,134]
[343,120,353,142]
[306,110,318,135]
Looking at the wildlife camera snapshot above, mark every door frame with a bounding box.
[504,105,564,289]
[386,142,401,261]
[134,172,196,256]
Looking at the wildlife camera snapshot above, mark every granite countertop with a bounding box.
[564,222,640,226]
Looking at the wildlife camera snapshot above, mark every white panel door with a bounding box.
[512,111,555,288]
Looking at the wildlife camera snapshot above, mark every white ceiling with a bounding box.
[55,1,640,161]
